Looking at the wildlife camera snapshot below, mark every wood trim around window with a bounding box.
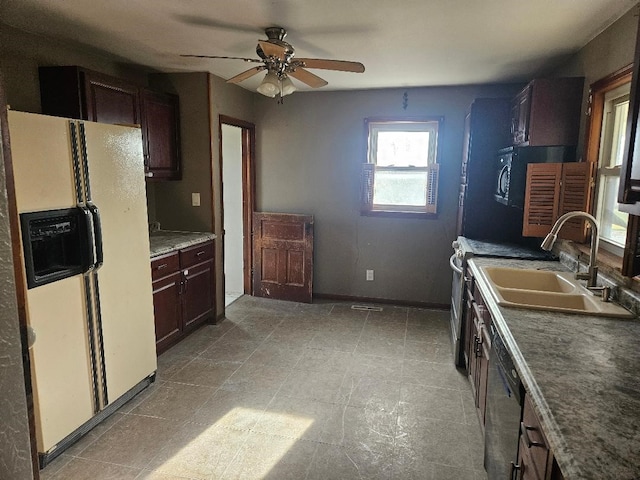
[584,64,632,167]
[583,64,639,276]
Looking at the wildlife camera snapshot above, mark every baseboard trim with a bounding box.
[313,293,450,310]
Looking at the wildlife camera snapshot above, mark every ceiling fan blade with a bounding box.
[289,68,328,88]
[180,54,262,63]
[226,66,265,84]
[258,41,287,60]
[296,58,365,73]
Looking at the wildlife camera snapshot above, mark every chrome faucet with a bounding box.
[540,211,599,288]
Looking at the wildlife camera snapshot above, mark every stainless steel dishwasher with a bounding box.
[484,323,524,479]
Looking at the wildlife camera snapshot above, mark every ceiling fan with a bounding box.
[181,26,365,98]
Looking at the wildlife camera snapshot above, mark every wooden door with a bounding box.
[252,212,314,303]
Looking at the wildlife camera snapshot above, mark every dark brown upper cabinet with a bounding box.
[39,66,181,180]
[141,89,181,181]
[510,77,584,147]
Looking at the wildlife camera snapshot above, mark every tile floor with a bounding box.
[40,296,487,480]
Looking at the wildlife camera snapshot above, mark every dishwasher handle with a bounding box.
[449,253,463,274]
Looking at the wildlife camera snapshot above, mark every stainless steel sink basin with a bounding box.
[479,266,633,318]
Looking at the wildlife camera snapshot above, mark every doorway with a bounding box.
[219,116,255,307]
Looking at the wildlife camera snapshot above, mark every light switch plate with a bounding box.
[366,270,374,281]
[192,193,201,207]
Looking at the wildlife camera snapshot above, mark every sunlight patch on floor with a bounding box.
[155,407,314,479]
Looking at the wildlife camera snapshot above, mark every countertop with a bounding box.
[149,230,216,258]
[468,257,640,480]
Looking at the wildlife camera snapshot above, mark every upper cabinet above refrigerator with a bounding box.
[510,77,584,147]
[38,66,181,181]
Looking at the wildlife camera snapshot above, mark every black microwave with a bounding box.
[495,146,576,208]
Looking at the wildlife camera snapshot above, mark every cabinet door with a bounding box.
[152,271,182,354]
[518,395,551,480]
[469,304,483,403]
[463,277,475,369]
[477,325,491,425]
[141,90,181,180]
[523,163,592,239]
[513,86,532,145]
[523,163,562,237]
[182,259,214,332]
[83,71,141,126]
[620,14,640,211]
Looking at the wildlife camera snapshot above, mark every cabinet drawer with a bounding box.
[520,395,550,480]
[151,251,180,280]
[180,241,213,268]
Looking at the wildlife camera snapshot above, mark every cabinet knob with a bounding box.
[145,171,154,178]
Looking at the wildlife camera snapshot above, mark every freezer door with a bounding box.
[8,111,96,452]
[81,121,157,402]
[8,111,77,212]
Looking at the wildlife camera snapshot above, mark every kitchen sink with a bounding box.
[482,267,576,293]
[479,266,633,318]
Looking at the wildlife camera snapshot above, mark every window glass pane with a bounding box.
[610,99,629,167]
[376,131,430,167]
[373,170,427,206]
[599,175,628,247]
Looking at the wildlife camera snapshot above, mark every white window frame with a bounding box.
[595,83,630,257]
[361,117,443,217]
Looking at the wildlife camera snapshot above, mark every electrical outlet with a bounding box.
[191,192,201,207]
[366,269,374,281]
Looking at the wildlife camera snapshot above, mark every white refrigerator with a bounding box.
[8,110,157,467]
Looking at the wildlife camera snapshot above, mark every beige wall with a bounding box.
[148,72,256,317]
[148,72,214,231]
[0,24,150,114]
[209,75,256,316]
[253,85,521,305]
[551,5,639,160]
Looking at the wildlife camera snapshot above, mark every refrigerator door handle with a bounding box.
[81,206,98,273]
[87,202,104,270]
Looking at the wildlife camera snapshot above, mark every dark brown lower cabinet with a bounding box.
[182,259,214,332]
[465,270,492,428]
[151,240,214,354]
[152,270,182,352]
[517,394,566,480]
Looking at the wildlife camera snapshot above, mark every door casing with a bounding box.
[218,115,256,298]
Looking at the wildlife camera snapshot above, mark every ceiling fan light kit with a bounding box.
[181,26,364,100]
[280,76,296,96]
[256,71,280,97]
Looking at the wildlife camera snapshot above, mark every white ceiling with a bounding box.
[1,0,637,93]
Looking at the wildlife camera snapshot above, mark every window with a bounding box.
[595,83,630,256]
[361,117,442,217]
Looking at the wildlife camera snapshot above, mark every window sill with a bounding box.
[557,239,640,293]
[361,210,438,219]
